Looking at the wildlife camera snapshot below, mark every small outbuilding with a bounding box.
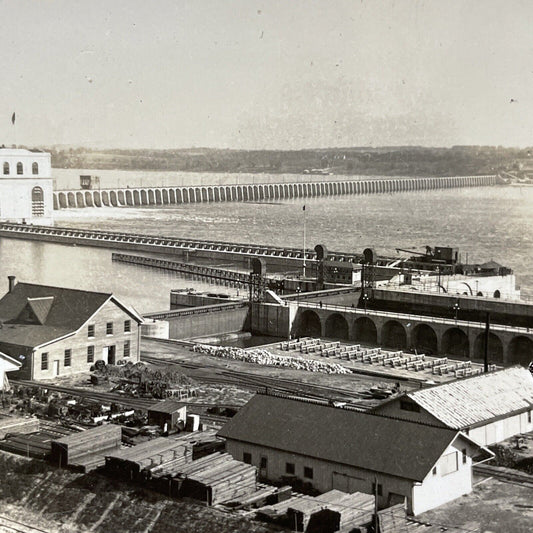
[372,366,533,446]
[147,399,187,432]
[0,350,21,391]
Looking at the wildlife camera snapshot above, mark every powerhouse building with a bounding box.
[0,147,53,225]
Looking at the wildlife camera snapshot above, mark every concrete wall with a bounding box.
[371,288,533,328]
[28,299,140,379]
[167,306,249,339]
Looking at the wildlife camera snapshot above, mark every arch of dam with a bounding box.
[53,174,498,209]
[253,301,533,366]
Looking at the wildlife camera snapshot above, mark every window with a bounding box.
[106,322,113,335]
[440,452,458,476]
[64,349,71,367]
[303,466,313,479]
[432,466,437,476]
[400,400,420,413]
[16,162,23,175]
[3,162,9,175]
[123,341,130,357]
[260,457,268,469]
[462,448,467,465]
[88,324,95,338]
[32,162,39,175]
[285,463,295,475]
[41,353,48,371]
[243,452,252,464]
[372,482,383,496]
[528,410,532,424]
[124,320,131,333]
[31,186,44,217]
[87,345,94,363]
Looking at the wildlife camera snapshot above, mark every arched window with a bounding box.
[2,162,9,175]
[31,186,44,217]
[16,162,23,175]
[493,290,501,298]
[32,162,39,175]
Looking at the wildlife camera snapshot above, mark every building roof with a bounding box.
[148,399,186,414]
[0,351,22,370]
[0,282,142,349]
[218,393,475,482]
[402,367,533,430]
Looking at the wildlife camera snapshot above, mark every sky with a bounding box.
[1,0,533,150]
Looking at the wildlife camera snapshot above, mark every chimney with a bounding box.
[8,276,16,293]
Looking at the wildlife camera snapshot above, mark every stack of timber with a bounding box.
[225,483,292,510]
[287,490,374,533]
[51,424,122,472]
[0,415,39,439]
[176,453,257,505]
[377,504,443,533]
[0,421,77,459]
[105,436,192,481]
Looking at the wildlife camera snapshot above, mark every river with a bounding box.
[0,183,531,313]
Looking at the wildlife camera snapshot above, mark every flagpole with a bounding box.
[11,112,16,148]
[302,204,306,278]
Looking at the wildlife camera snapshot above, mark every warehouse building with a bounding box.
[372,366,533,446]
[218,392,491,515]
[0,277,143,379]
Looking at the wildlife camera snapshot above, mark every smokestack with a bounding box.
[8,276,16,293]
[484,312,490,373]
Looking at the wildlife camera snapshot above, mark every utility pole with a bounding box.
[484,312,490,372]
[302,205,307,278]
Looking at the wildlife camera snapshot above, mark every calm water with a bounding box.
[0,184,531,312]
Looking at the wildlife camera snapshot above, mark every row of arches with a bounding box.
[53,175,497,209]
[298,310,533,365]
[3,161,39,175]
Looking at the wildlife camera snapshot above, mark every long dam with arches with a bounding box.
[53,174,498,209]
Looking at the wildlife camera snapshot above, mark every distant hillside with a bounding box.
[39,145,533,176]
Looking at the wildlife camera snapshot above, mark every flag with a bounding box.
[11,112,15,125]
[302,205,306,211]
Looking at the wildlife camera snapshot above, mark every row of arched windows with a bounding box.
[3,161,39,175]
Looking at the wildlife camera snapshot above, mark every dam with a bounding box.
[53,174,498,209]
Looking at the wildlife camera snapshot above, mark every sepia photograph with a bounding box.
[0,1,532,532]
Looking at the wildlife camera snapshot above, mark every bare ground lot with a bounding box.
[0,453,282,533]
[419,477,533,533]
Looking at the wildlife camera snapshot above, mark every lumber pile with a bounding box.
[51,424,122,472]
[193,343,350,375]
[176,453,257,505]
[0,415,39,439]
[105,436,192,481]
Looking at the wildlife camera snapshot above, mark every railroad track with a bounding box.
[0,515,51,533]
[141,356,379,408]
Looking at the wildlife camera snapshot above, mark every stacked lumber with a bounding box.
[177,453,257,505]
[227,483,292,510]
[0,422,77,459]
[51,424,122,472]
[0,415,39,439]
[105,436,192,480]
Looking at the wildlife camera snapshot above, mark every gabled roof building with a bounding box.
[218,393,491,515]
[372,366,533,446]
[0,277,143,379]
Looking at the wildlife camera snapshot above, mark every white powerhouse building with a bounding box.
[0,147,53,225]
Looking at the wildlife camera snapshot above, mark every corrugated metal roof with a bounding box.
[218,393,469,482]
[406,367,533,429]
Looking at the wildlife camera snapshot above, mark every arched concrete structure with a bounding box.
[299,309,322,337]
[53,175,498,209]
[507,336,533,366]
[442,327,469,358]
[354,316,378,344]
[381,320,407,349]
[473,332,504,363]
[324,313,350,340]
[411,324,439,355]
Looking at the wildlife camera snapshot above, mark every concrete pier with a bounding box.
[53,175,498,209]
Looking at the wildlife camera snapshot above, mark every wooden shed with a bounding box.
[147,399,187,432]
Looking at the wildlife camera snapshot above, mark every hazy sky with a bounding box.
[2,0,533,149]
